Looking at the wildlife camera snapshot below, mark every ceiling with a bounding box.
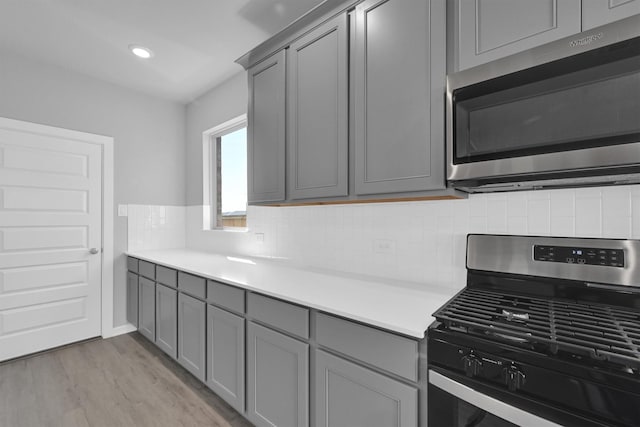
[0,0,326,103]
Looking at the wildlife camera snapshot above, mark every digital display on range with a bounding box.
[534,245,624,267]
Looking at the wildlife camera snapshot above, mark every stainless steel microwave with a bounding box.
[447,15,640,193]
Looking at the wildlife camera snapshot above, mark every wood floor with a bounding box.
[0,333,253,427]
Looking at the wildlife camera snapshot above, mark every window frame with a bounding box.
[202,114,248,231]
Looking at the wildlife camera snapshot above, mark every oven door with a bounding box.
[446,16,640,186]
[428,369,613,427]
[428,370,559,427]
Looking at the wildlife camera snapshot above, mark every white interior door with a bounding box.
[0,124,102,362]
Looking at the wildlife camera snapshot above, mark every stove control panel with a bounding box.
[534,245,624,267]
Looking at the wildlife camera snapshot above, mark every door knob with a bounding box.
[89,248,100,254]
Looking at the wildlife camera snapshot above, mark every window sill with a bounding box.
[204,227,249,233]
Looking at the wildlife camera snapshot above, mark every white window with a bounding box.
[203,115,247,230]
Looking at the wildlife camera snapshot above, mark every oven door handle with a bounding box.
[429,370,563,427]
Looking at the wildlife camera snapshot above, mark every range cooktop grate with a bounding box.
[434,288,640,370]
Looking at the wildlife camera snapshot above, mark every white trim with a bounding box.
[101,136,115,338]
[202,114,247,230]
[0,117,116,340]
[204,114,248,138]
[103,323,137,339]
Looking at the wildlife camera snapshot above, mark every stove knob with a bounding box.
[503,364,526,391]
[461,353,483,377]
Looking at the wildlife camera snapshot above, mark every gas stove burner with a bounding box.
[487,328,532,344]
[487,310,534,343]
[433,287,640,372]
[501,309,530,322]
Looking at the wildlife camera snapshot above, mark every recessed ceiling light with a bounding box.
[129,44,154,59]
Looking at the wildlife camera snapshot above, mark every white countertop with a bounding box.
[127,249,458,339]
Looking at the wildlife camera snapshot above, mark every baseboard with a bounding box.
[103,323,137,339]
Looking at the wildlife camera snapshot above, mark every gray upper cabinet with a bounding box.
[206,305,245,413]
[315,350,418,427]
[247,322,309,427]
[248,50,287,203]
[582,0,640,29]
[155,284,178,359]
[126,271,138,328]
[453,0,582,71]
[138,277,155,342]
[354,0,446,195]
[178,293,206,381]
[287,13,349,200]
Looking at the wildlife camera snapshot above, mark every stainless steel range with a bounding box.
[428,234,640,427]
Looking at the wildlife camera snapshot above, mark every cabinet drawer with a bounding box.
[316,313,418,381]
[139,260,156,280]
[178,271,206,299]
[207,280,245,314]
[127,257,139,273]
[156,265,177,288]
[247,293,309,340]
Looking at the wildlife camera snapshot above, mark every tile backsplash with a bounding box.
[186,185,640,291]
[127,204,186,252]
[130,185,640,292]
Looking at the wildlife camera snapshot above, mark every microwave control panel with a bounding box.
[534,245,624,268]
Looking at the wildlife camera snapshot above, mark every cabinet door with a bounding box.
[455,0,581,70]
[206,305,245,413]
[155,284,177,359]
[178,293,206,381]
[287,14,348,200]
[126,272,138,328]
[248,50,286,203]
[138,277,155,341]
[582,0,640,30]
[315,350,418,427]
[354,0,446,195]
[247,322,309,427]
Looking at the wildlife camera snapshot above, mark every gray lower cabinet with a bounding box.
[126,272,139,328]
[354,0,446,195]
[582,0,640,29]
[128,263,424,427]
[247,322,309,427]
[206,305,245,413]
[315,350,418,427]
[452,0,581,71]
[155,284,177,359]
[287,13,349,200]
[138,277,155,341]
[178,293,206,381]
[247,50,286,203]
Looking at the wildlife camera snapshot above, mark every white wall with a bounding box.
[186,72,247,205]
[0,51,187,327]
